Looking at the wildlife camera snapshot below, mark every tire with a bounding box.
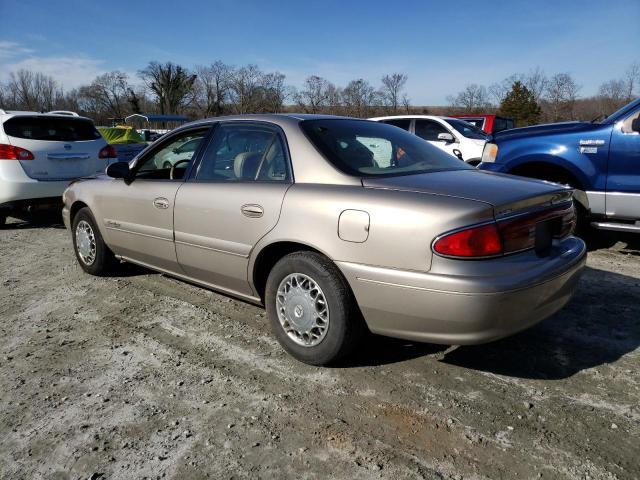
[265,251,365,366]
[0,213,6,229]
[71,207,118,276]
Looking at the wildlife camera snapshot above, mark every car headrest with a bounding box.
[234,152,262,180]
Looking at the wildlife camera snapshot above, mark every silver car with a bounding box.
[62,115,586,365]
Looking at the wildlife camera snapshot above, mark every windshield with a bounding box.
[3,116,101,141]
[300,119,472,177]
[445,119,488,140]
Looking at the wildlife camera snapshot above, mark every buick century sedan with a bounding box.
[62,114,586,365]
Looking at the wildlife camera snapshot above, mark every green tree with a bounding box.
[499,81,541,126]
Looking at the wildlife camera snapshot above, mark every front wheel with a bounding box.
[265,252,365,366]
[72,207,118,276]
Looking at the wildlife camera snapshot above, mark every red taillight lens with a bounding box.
[99,145,118,159]
[433,223,502,257]
[433,203,576,259]
[498,204,575,253]
[0,144,35,160]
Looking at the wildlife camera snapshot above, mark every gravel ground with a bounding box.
[0,216,638,480]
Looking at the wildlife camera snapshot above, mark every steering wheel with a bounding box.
[170,159,191,180]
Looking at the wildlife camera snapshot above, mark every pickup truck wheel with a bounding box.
[265,251,364,366]
[0,213,6,228]
[72,207,118,276]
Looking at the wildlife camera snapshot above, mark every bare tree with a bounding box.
[489,74,521,106]
[624,62,640,100]
[341,79,379,118]
[294,75,336,113]
[523,67,548,103]
[380,73,408,113]
[447,84,491,113]
[4,69,63,111]
[228,64,264,114]
[77,71,131,121]
[194,61,233,117]
[544,73,581,121]
[598,79,629,113]
[139,62,197,115]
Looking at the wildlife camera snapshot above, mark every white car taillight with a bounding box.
[0,143,35,160]
[481,143,498,163]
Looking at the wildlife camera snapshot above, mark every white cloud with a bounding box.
[1,55,107,88]
[0,41,35,60]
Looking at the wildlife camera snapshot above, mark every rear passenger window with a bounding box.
[196,124,291,182]
[3,116,101,141]
[414,120,449,141]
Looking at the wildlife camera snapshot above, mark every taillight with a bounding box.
[0,144,35,160]
[99,145,118,159]
[433,203,576,259]
[433,223,502,257]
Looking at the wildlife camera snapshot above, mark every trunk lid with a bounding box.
[3,115,108,181]
[362,169,573,216]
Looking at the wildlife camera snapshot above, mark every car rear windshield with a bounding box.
[3,116,101,141]
[300,119,472,177]
[445,119,488,140]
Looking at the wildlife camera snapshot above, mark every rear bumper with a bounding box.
[0,161,70,209]
[337,238,586,345]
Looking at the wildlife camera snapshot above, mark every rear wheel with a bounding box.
[265,251,365,366]
[72,207,118,276]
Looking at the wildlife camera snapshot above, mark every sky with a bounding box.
[0,0,638,105]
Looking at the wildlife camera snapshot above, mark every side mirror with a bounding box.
[106,161,131,180]
[632,117,640,133]
[437,132,455,143]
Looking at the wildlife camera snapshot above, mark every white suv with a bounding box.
[0,110,116,226]
[370,115,488,165]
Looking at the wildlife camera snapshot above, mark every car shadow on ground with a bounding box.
[2,213,65,230]
[342,266,639,378]
[439,265,639,379]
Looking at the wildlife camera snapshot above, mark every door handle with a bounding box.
[153,197,170,210]
[241,204,264,218]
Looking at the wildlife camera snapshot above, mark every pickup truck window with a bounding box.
[621,110,640,134]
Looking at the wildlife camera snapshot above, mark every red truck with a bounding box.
[452,114,514,135]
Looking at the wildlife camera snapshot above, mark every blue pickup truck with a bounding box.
[478,98,640,234]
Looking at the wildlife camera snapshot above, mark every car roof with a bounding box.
[0,110,93,121]
[176,113,367,131]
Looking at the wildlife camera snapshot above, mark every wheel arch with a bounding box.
[69,200,90,225]
[506,159,590,211]
[251,240,332,302]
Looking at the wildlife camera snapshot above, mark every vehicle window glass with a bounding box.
[414,119,449,141]
[135,130,207,180]
[301,119,472,177]
[493,118,507,133]
[460,118,483,130]
[3,116,101,141]
[382,119,411,131]
[621,109,640,134]
[446,119,488,140]
[197,124,290,182]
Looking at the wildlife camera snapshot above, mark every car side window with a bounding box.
[621,109,640,134]
[382,119,411,131]
[196,123,291,182]
[134,129,208,180]
[415,120,449,141]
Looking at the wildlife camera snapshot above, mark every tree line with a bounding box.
[0,61,410,125]
[0,60,638,127]
[446,63,639,126]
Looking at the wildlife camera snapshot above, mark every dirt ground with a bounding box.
[0,215,638,480]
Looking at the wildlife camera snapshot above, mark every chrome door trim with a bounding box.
[47,153,91,160]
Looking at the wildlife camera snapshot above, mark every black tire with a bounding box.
[71,207,118,276]
[265,251,365,366]
[0,213,6,229]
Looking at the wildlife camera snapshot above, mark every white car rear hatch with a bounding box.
[2,114,110,181]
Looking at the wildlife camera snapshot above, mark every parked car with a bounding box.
[453,114,515,135]
[0,110,116,226]
[62,115,586,365]
[478,98,640,234]
[370,115,488,164]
